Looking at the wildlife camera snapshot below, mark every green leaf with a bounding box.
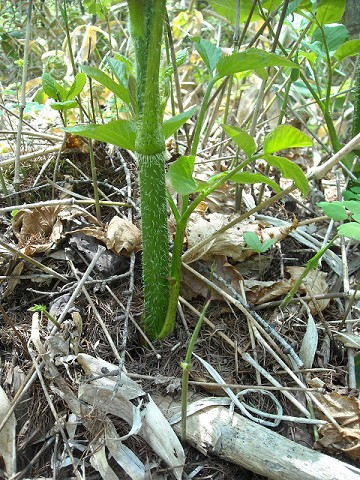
[163,107,195,139]
[216,49,296,78]
[223,125,257,157]
[194,38,222,74]
[334,40,360,62]
[312,24,348,54]
[231,172,280,192]
[243,232,276,253]
[167,155,199,195]
[81,64,130,105]
[343,200,360,216]
[67,72,86,100]
[316,0,346,25]
[41,73,58,99]
[50,99,78,110]
[164,48,188,77]
[261,238,277,252]
[106,56,128,86]
[338,222,360,241]
[243,231,262,252]
[207,0,261,24]
[41,73,66,101]
[263,154,309,195]
[318,201,348,221]
[263,125,312,154]
[64,120,136,151]
[113,53,134,75]
[262,0,283,12]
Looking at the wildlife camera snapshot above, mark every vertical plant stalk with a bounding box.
[13,0,33,197]
[160,80,216,338]
[352,54,360,154]
[180,298,211,441]
[128,0,169,339]
[88,139,101,221]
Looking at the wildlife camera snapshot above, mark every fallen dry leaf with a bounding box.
[105,216,141,254]
[285,266,330,312]
[12,206,65,253]
[312,391,360,460]
[185,213,297,263]
[72,216,141,255]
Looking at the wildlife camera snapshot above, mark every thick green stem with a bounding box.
[139,152,169,339]
[128,0,169,339]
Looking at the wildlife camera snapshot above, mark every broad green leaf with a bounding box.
[316,0,346,25]
[318,201,348,221]
[262,0,283,12]
[263,125,312,154]
[106,56,128,86]
[163,107,195,139]
[223,125,257,157]
[64,120,136,151]
[41,73,58,100]
[343,200,360,216]
[50,99,78,110]
[335,40,360,62]
[207,0,261,24]
[194,39,222,74]
[243,232,262,252]
[338,222,360,241]
[263,154,309,195]
[312,24,348,54]
[113,53,134,75]
[167,155,198,195]
[41,73,66,101]
[67,72,86,100]
[81,64,130,105]
[287,0,305,15]
[216,49,296,78]
[231,172,280,192]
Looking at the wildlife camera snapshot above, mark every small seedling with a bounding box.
[243,231,277,254]
[29,304,61,330]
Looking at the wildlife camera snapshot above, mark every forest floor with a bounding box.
[1,115,360,479]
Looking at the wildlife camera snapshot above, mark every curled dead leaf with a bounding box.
[12,206,66,253]
[71,216,141,255]
[312,391,360,460]
[105,216,141,254]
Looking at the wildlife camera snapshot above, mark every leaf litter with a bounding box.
[1,15,360,480]
[1,134,360,479]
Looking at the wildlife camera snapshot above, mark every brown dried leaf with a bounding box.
[181,257,243,300]
[12,206,65,249]
[105,216,141,254]
[72,217,141,255]
[186,213,296,263]
[286,266,329,312]
[244,278,292,305]
[313,391,360,460]
[3,261,24,297]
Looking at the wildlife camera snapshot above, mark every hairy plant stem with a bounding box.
[128,0,169,339]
